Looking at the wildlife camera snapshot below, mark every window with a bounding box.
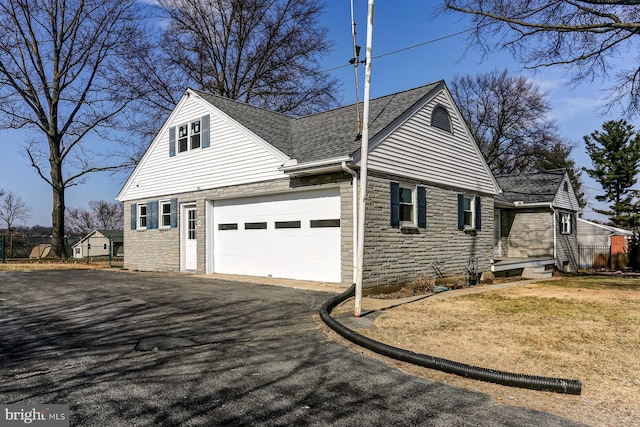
[138,204,148,229]
[245,222,267,230]
[463,196,473,228]
[171,115,209,155]
[218,223,238,230]
[103,244,107,250]
[390,182,426,228]
[399,187,414,223]
[457,194,481,230]
[160,201,172,228]
[178,124,188,153]
[131,198,178,230]
[563,182,569,192]
[177,120,201,152]
[191,121,201,149]
[561,212,572,234]
[431,105,452,133]
[310,219,341,228]
[275,221,301,229]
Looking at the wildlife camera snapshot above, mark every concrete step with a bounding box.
[522,266,553,279]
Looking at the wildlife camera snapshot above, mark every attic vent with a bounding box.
[431,105,452,133]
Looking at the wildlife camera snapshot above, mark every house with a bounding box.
[576,218,633,249]
[493,170,580,277]
[576,218,633,269]
[116,81,501,287]
[71,229,124,259]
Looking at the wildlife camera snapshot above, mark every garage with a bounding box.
[212,188,341,282]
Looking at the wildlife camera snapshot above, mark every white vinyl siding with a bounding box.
[118,94,287,201]
[553,174,580,211]
[367,90,498,195]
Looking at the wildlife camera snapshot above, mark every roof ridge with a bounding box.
[295,81,443,120]
[189,88,295,119]
[495,168,566,178]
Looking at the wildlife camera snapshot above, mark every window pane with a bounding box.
[191,121,200,134]
[218,223,238,230]
[400,188,412,203]
[178,138,188,152]
[191,134,201,149]
[245,222,267,230]
[463,197,472,211]
[178,125,188,138]
[464,211,472,226]
[400,205,413,222]
[310,219,340,228]
[275,221,301,229]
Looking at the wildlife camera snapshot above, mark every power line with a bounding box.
[322,26,478,73]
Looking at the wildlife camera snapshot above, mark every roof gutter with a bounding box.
[495,201,559,209]
[279,156,354,177]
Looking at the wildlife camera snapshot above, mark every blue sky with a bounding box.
[1,0,621,226]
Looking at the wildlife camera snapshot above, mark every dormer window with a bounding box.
[431,105,452,133]
[169,114,211,157]
[177,119,201,153]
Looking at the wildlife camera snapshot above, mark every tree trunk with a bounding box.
[49,137,66,259]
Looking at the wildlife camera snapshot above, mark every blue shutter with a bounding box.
[457,194,464,230]
[169,126,176,157]
[417,186,426,228]
[474,196,482,230]
[201,114,210,148]
[390,182,400,226]
[170,198,178,228]
[148,200,159,229]
[130,203,137,230]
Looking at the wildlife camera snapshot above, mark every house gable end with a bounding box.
[366,83,500,195]
[117,89,290,202]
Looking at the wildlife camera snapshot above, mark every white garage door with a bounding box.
[212,188,341,282]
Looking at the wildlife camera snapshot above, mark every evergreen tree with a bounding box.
[583,120,640,228]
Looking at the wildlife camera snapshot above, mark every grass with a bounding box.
[356,276,640,427]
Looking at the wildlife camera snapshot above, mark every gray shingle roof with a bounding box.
[193,82,441,163]
[495,169,566,204]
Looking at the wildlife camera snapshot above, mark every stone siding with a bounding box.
[361,173,494,287]
[124,171,495,288]
[123,174,355,285]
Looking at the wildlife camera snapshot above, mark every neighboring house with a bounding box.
[576,219,633,269]
[116,81,500,287]
[72,229,124,259]
[576,218,633,250]
[493,169,580,275]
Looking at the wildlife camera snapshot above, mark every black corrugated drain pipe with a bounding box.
[320,284,582,395]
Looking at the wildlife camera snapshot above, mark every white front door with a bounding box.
[494,209,502,258]
[183,205,198,270]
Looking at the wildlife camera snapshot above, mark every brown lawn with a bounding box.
[352,277,640,427]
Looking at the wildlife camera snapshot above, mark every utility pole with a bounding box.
[355,0,374,317]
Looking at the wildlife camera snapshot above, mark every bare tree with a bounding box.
[66,200,123,235]
[0,189,31,257]
[444,1,640,116]
[0,0,150,258]
[450,70,573,175]
[152,0,338,116]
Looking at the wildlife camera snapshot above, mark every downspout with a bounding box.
[551,204,558,266]
[342,162,358,284]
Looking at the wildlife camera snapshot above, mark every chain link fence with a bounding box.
[0,233,123,268]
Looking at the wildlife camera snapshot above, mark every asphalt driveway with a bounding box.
[0,270,587,426]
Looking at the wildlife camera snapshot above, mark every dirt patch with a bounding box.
[343,278,640,427]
